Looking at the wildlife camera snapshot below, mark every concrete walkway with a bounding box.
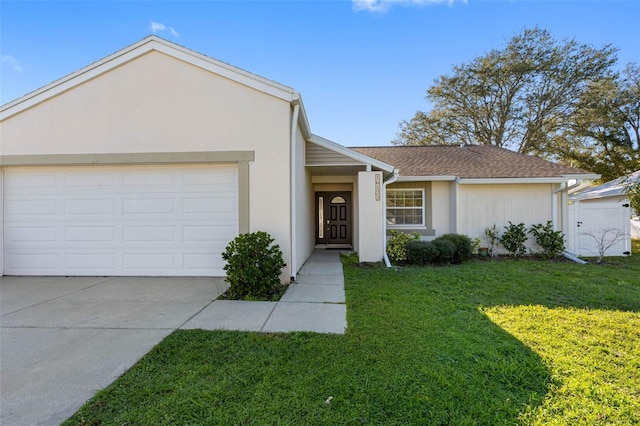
[182,249,347,334]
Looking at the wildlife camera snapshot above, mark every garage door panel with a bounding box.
[5,199,58,216]
[183,169,237,186]
[3,172,58,194]
[123,197,176,215]
[64,226,117,243]
[3,164,238,276]
[6,252,59,272]
[182,196,236,215]
[184,253,222,272]
[65,253,117,270]
[122,170,175,188]
[123,253,176,270]
[5,226,58,243]
[183,225,237,243]
[123,225,176,242]
[64,172,115,189]
[64,198,116,215]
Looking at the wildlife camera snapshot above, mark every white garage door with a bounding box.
[2,164,238,276]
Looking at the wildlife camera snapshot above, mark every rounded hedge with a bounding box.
[435,234,473,264]
[221,231,286,300]
[405,234,472,266]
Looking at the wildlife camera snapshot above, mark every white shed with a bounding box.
[568,171,639,257]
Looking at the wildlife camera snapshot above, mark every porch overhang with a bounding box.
[306,134,395,178]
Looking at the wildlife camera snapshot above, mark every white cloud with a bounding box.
[1,55,23,72]
[353,0,465,13]
[149,21,179,37]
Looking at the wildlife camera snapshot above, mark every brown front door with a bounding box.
[315,192,352,246]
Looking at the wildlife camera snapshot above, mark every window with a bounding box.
[386,189,424,226]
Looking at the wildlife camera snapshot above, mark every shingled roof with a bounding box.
[351,145,594,179]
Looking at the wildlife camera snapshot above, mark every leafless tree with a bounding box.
[583,228,628,263]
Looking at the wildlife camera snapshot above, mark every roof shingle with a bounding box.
[351,145,594,179]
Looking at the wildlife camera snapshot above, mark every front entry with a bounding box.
[315,192,352,247]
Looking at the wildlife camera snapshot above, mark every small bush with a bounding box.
[406,239,455,265]
[471,237,482,254]
[386,230,422,263]
[529,221,565,258]
[484,225,500,257]
[500,222,528,257]
[435,234,473,264]
[221,231,286,300]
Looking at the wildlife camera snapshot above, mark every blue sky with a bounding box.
[1,0,638,147]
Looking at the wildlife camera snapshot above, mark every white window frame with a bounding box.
[386,188,426,228]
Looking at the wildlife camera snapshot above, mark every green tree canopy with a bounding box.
[394,27,639,181]
[557,63,640,181]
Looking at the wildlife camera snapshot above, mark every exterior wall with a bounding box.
[431,181,452,236]
[358,171,383,262]
[0,170,3,274]
[449,182,459,234]
[294,125,314,278]
[0,50,294,277]
[457,183,554,252]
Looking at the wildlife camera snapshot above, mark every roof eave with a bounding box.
[308,134,395,173]
[560,173,601,181]
[291,94,311,139]
[456,176,593,184]
[396,176,457,182]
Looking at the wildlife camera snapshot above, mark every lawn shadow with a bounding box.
[345,266,557,424]
[345,257,640,423]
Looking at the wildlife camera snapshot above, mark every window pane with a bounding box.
[318,197,324,239]
[386,189,424,226]
[386,208,423,225]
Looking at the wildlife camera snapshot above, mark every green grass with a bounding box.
[66,243,640,425]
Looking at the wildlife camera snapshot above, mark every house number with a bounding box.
[375,174,381,201]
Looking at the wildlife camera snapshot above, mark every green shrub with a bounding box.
[406,241,434,265]
[432,239,456,263]
[435,234,473,264]
[529,221,565,258]
[221,231,286,300]
[406,239,455,265]
[500,222,528,257]
[386,230,422,263]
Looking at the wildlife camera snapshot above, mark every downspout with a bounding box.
[382,169,400,267]
[290,101,300,282]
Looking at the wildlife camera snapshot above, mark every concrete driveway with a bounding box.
[0,276,227,426]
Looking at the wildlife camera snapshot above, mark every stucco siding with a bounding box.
[431,181,452,235]
[294,126,314,276]
[1,50,294,277]
[457,183,553,245]
[1,51,289,156]
[358,171,384,262]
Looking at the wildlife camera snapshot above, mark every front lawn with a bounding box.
[66,245,640,425]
